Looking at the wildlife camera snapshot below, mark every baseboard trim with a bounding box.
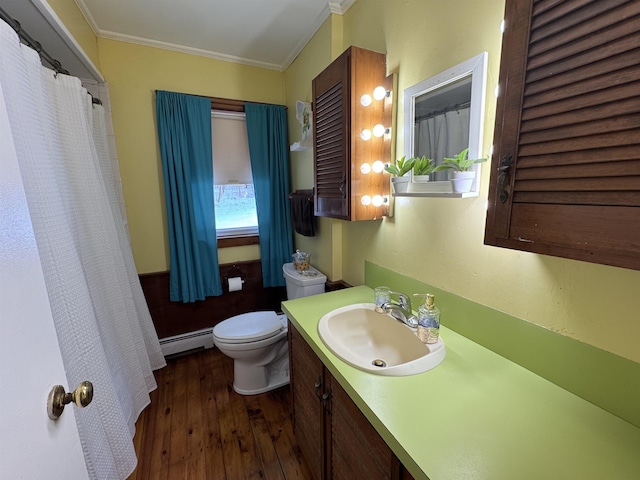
[159,327,214,357]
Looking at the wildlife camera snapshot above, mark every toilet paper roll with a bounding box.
[228,277,243,292]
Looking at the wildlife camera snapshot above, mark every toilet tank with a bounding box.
[282,262,327,299]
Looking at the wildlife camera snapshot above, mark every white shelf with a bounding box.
[290,142,311,151]
[392,180,479,198]
[393,191,479,198]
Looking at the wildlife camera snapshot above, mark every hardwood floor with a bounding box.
[128,347,311,480]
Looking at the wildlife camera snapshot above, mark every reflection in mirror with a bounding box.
[404,52,488,196]
[415,78,471,182]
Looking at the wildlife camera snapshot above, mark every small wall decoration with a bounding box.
[296,101,312,147]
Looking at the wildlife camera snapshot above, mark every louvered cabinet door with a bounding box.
[312,46,390,221]
[328,375,404,480]
[289,323,415,480]
[289,324,327,480]
[485,0,640,271]
[313,50,350,219]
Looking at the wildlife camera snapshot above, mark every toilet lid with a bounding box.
[213,311,283,343]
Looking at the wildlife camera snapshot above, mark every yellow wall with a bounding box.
[48,0,640,363]
[97,39,284,273]
[46,0,279,273]
[284,17,343,280]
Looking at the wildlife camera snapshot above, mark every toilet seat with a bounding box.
[213,311,284,344]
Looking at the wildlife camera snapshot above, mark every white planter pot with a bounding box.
[408,174,430,193]
[391,176,410,193]
[450,171,475,193]
[412,174,430,183]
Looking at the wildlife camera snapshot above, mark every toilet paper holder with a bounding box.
[224,265,246,292]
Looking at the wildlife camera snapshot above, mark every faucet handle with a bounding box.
[391,291,411,310]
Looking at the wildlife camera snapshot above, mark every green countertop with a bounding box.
[282,286,640,480]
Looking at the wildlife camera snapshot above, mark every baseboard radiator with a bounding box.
[159,327,214,358]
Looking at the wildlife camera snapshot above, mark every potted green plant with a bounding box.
[408,155,436,193]
[433,148,487,193]
[385,156,415,193]
[412,155,436,181]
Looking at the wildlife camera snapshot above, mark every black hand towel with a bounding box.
[290,192,316,237]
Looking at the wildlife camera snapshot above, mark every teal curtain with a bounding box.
[156,90,222,302]
[245,103,293,287]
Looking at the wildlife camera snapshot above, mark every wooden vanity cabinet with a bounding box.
[289,323,414,480]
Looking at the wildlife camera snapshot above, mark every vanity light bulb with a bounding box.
[372,195,384,207]
[360,94,373,107]
[500,19,506,33]
[360,129,372,141]
[494,85,500,98]
[373,86,388,101]
[361,195,372,206]
[360,163,372,174]
[372,160,385,173]
[372,124,387,137]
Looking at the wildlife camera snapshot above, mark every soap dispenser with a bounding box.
[415,293,441,344]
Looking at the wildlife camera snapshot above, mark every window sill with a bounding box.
[393,191,479,198]
[393,180,479,198]
[217,235,260,248]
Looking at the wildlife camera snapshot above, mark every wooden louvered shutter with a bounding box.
[313,50,350,219]
[485,0,640,270]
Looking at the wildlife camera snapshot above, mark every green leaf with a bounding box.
[434,148,487,172]
[412,156,435,175]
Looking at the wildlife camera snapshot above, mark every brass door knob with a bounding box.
[47,381,94,420]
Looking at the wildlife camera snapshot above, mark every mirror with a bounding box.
[404,52,488,196]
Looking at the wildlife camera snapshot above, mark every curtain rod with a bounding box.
[0,6,69,75]
[0,6,102,105]
[415,101,471,123]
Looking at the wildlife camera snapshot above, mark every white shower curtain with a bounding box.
[415,107,470,181]
[0,20,165,480]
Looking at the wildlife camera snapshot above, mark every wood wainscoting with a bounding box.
[139,260,287,340]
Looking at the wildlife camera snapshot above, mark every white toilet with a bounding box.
[212,262,326,395]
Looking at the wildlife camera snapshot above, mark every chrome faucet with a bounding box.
[381,292,418,328]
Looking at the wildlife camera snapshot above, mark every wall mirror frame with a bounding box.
[403,51,488,197]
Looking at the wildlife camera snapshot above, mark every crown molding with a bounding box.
[98,30,283,71]
[73,0,359,72]
[281,1,334,70]
[74,0,100,35]
[328,0,357,15]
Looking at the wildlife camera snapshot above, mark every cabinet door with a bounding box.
[484,0,640,271]
[328,375,400,480]
[313,49,350,219]
[313,46,390,221]
[289,325,326,480]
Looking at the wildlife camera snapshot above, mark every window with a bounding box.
[484,0,640,271]
[211,110,258,238]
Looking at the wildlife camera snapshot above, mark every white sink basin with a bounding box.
[317,303,446,376]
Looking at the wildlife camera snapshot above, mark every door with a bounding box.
[0,88,88,478]
[289,325,327,480]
